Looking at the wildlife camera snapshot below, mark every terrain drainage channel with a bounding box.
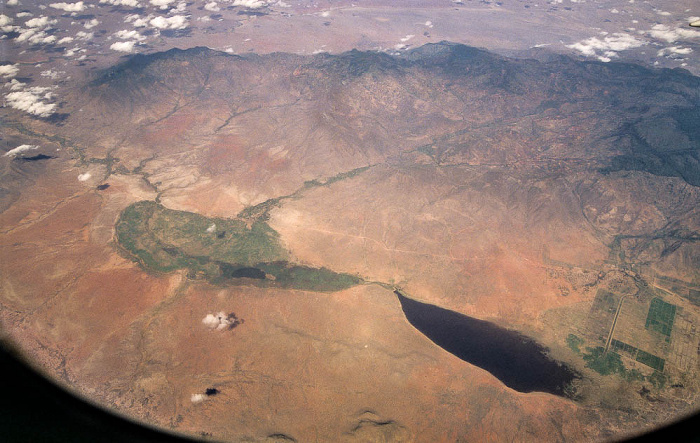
[395,290,579,397]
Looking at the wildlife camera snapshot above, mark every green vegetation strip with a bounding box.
[610,339,637,356]
[568,337,668,387]
[610,339,665,371]
[636,350,665,372]
[582,347,645,381]
[592,290,619,314]
[645,297,676,338]
[238,165,371,222]
[566,334,584,354]
[115,201,360,292]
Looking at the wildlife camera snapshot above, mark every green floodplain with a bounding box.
[115,200,361,292]
[565,290,678,388]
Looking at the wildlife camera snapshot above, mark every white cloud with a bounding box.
[75,30,93,40]
[40,69,63,79]
[78,172,91,181]
[6,0,19,5]
[6,79,24,90]
[232,0,268,9]
[49,1,85,12]
[100,0,142,6]
[567,33,645,58]
[25,16,57,28]
[114,29,145,40]
[125,14,151,27]
[657,46,693,56]
[648,24,700,43]
[110,40,136,52]
[149,14,188,29]
[190,393,206,403]
[4,85,57,117]
[202,312,238,331]
[400,34,414,42]
[202,313,220,329]
[15,29,36,43]
[16,29,57,44]
[150,0,175,9]
[64,46,83,56]
[204,1,219,12]
[134,17,150,27]
[15,28,36,42]
[58,36,74,44]
[84,18,99,29]
[0,14,13,27]
[425,21,433,28]
[0,14,19,32]
[656,10,671,16]
[206,223,216,233]
[0,64,19,78]
[4,144,38,157]
[15,12,31,17]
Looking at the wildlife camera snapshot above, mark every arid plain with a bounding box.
[2,39,700,443]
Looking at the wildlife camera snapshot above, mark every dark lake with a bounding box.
[220,264,267,280]
[395,291,579,397]
[19,154,53,162]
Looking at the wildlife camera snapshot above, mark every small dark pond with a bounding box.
[19,154,53,162]
[162,247,179,256]
[220,264,267,280]
[395,291,579,397]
